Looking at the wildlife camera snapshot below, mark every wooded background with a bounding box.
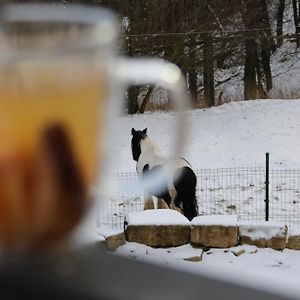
[9,0,300,113]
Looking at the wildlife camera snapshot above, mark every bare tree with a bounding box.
[292,0,300,47]
[276,0,285,48]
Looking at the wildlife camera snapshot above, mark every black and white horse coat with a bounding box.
[131,128,198,221]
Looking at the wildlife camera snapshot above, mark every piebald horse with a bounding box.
[131,128,198,221]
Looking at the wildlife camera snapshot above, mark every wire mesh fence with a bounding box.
[269,169,300,225]
[99,167,300,229]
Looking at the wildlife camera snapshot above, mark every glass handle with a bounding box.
[95,58,191,227]
[116,58,190,160]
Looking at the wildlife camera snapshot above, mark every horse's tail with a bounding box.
[174,167,198,221]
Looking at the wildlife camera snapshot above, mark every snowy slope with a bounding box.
[73,100,300,291]
[113,99,300,172]
[97,99,300,228]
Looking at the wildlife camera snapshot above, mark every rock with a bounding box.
[125,210,190,247]
[125,225,190,247]
[239,221,288,250]
[232,249,246,257]
[105,232,126,251]
[190,215,238,248]
[287,227,300,250]
[287,236,300,250]
[183,254,203,262]
[191,225,238,248]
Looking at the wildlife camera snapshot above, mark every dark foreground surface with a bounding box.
[0,243,296,300]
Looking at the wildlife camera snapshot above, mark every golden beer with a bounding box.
[0,58,105,250]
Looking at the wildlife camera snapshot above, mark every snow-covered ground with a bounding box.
[116,242,300,278]
[113,99,300,172]
[97,99,300,228]
[73,99,300,295]
[74,2,300,294]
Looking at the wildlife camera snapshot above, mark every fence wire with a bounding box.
[99,167,300,229]
[269,169,300,225]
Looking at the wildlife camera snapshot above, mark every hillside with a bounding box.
[113,99,300,173]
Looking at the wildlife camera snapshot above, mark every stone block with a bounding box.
[239,221,287,250]
[105,232,126,251]
[125,225,190,247]
[287,227,300,250]
[125,210,190,247]
[190,215,238,248]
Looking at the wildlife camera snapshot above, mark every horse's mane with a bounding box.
[140,137,163,157]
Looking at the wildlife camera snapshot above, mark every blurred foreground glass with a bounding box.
[0,4,189,252]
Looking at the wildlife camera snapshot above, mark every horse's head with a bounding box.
[131,128,147,162]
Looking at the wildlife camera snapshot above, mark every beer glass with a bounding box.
[0,4,189,252]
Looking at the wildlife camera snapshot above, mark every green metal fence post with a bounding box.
[265,152,270,221]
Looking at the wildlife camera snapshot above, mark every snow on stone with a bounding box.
[191,215,238,226]
[98,225,124,238]
[239,221,287,240]
[288,226,300,237]
[126,209,190,226]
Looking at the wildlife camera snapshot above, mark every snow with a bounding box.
[126,209,190,226]
[70,225,105,248]
[191,215,238,226]
[288,226,300,237]
[71,4,300,294]
[113,100,300,172]
[239,221,287,239]
[115,242,300,297]
[98,225,123,238]
[70,205,105,248]
[74,99,300,296]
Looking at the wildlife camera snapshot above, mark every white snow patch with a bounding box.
[70,225,105,248]
[191,215,238,226]
[113,99,300,172]
[126,209,190,226]
[98,225,124,238]
[239,221,287,240]
[288,226,300,237]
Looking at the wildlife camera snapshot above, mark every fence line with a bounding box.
[99,166,300,229]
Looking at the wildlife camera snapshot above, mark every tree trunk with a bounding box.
[139,86,154,114]
[125,26,139,114]
[276,0,285,48]
[244,38,258,100]
[292,0,300,47]
[127,86,140,115]
[187,36,198,103]
[188,69,198,103]
[203,33,215,107]
[258,0,273,92]
[261,43,272,92]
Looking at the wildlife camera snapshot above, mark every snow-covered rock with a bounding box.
[239,221,288,250]
[125,210,190,247]
[191,215,238,248]
[105,232,126,251]
[126,209,190,226]
[191,215,238,226]
[287,226,300,250]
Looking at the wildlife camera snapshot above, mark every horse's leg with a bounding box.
[157,198,169,209]
[169,188,177,202]
[143,192,155,210]
[173,193,183,214]
[174,167,198,221]
[160,192,172,208]
[169,189,181,213]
